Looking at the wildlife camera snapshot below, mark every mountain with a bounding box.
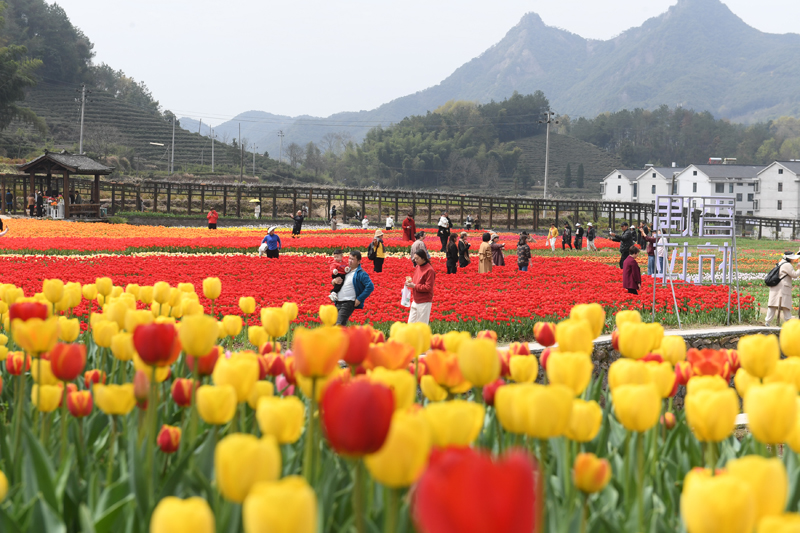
[189,0,800,152]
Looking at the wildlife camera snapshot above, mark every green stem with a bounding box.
[12,372,23,467]
[146,367,158,501]
[106,415,117,485]
[493,409,504,453]
[580,493,589,533]
[385,487,399,533]
[354,459,366,533]
[111,358,119,384]
[37,355,43,442]
[303,378,318,483]
[637,432,645,533]
[188,361,200,451]
[60,383,69,462]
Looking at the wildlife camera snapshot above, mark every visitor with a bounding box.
[291,210,304,238]
[655,230,668,275]
[445,234,459,274]
[562,222,572,250]
[406,249,436,325]
[69,191,75,204]
[36,191,44,217]
[637,222,649,248]
[328,249,349,302]
[368,230,386,273]
[458,232,471,268]
[259,226,281,258]
[207,208,219,230]
[437,211,451,252]
[28,193,35,217]
[361,216,369,230]
[574,223,584,251]
[330,205,337,220]
[586,222,597,251]
[402,212,416,241]
[75,192,82,205]
[642,226,659,276]
[385,214,394,232]
[410,231,429,267]
[765,251,800,326]
[491,233,506,266]
[517,234,532,272]
[548,224,558,251]
[331,250,374,325]
[465,214,473,230]
[301,203,308,217]
[5,190,12,212]
[610,222,636,269]
[254,203,261,219]
[330,216,338,231]
[478,233,493,273]
[622,245,642,295]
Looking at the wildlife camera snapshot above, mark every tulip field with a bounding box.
[0,217,794,533]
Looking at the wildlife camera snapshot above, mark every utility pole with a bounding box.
[170,117,175,175]
[77,84,88,154]
[239,123,243,182]
[538,111,560,200]
[211,129,215,173]
[277,130,284,167]
[252,144,257,177]
[198,118,202,134]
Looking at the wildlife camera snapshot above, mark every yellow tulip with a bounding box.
[745,383,798,444]
[215,321,228,341]
[93,384,136,415]
[423,400,485,447]
[42,279,64,304]
[92,320,118,349]
[133,354,170,382]
[547,351,593,396]
[612,383,661,432]
[124,309,153,334]
[32,358,58,385]
[281,302,299,322]
[152,281,171,305]
[318,304,338,327]
[685,388,738,442]
[420,375,448,402]
[222,315,243,338]
[617,322,664,360]
[509,355,538,383]
[248,326,268,348]
[573,452,611,493]
[608,358,651,390]
[110,332,135,362]
[391,322,432,355]
[202,277,221,300]
[659,336,687,365]
[565,399,602,442]
[441,331,470,353]
[150,496,214,533]
[738,334,780,379]
[57,317,80,343]
[365,409,431,488]
[727,456,788,523]
[686,375,728,395]
[181,300,204,317]
[95,277,113,297]
[196,385,237,425]
[646,361,676,398]
[555,319,593,353]
[256,396,305,444]
[569,303,605,338]
[495,383,532,435]
[296,368,348,402]
[369,367,416,410]
[780,319,800,358]
[292,326,347,378]
[615,309,641,329]
[785,398,800,453]
[12,317,59,354]
[103,301,129,330]
[110,286,123,298]
[243,477,317,533]
[261,308,289,338]
[495,383,573,438]
[82,284,98,301]
[215,433,281,503]
[179,314,219,357]
[31,384,62,412]
[764,358,800,391]
[457,338,500,387]
[239,296,256,315]
[154,315,175,325]
[176,282,194,294]
[247,381,275,410]
[757,514,800,533]
[681,469,756,533]
[213,353,260,403]
[0,470,6,501]
[139,286,154,304]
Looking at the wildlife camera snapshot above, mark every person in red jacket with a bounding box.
[622,245,642,295]
[401,212,417,241]
[207,209,219,230]
[406,249,436,324]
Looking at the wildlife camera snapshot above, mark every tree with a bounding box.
[286,142,304,169]
[0,3,44,132]
[576,163,584,188]
[564,163,572,188]
[515,161,532,190]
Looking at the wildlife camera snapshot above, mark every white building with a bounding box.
[600,169,648,202]
[674,164,763,214]
[755,161,800,219]
[635,166,682,204]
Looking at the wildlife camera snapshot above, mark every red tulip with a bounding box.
[134,370,150,408]
[49,343,87,381]
[611,330,620,351]
[133,323,179,367]
[482,378,505,407]
[9,302,48,322]
[186,346,220,376]
[157,425,181,453]
[508,342,531,356]
[259,341,281,354]
[258,352,285,378]
[498,349,512,378]
[413,447,540,533]
[171,378,196,407]
[540,348,552,371]
[407,358,428,383]
[371,329,385,344]
[67,390,93,417]
[84,369,106,387]
[641,353,663,364]
[533,322,555,347]
[430,334,446,351]
[7,352,31,375]
[58,383,78,406]
[342,326,372,365]
[282,354,297,385]
[675,361,693,386]
[477,330,498,342]
[722,349,740,375]
[0,375,3,396]
[321,376,394,457]
[687,348,727,378]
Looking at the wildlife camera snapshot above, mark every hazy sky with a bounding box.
[53,0,799,125]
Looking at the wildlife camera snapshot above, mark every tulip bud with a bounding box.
[476,329,497,342]
[281,302,299,322]
[675,360,694,386]
[42,279,64,304]
[49,343,87,382]
[533,322,556,347]
[615,309,641,329]
[202,277,221,300]
[509,355,538,383]
[9,301,48,322]
[239,296,256,315]
[171,378,196,408]
[82,284,98,301]
[134,370,150,405]
[84,369,106,387]
[7,351,31,375]
[151,496,214,533]
[187,346,221,376]
[430,334,446,351]
[611,330,620,351]
[318,305,337,327]
[215,433,281,503]
[660,412,676,430]
[243,477,316,533]
[342,326,372,366]
[482,378,505,407]
[157,425,182,454]
[507,342,531,356]
[738,334,780,379]
[540,347,552,370]
[659,336,687,365]
[58,317,80,343]
[573,453,612,494]
[67,390,93,418]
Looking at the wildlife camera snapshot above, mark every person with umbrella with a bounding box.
[291,210,304,238]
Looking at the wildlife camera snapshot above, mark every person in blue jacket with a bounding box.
[330,250,375,325]
[259,226,282,258]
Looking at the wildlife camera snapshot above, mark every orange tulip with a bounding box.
[423,350,471,393]
[364,340,416,371]
[292,327,347,378]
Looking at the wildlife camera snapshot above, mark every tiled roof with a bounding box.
[18,151,114,174]
[692,164,763,179]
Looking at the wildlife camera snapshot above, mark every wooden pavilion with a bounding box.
[18,151,114,218]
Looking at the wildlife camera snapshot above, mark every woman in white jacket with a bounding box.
[766,251,800,326]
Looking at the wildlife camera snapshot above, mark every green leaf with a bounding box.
[54,451,74,504]
[157,448,192,500]
[94,494,135,533]
[126,433,150,522]
[30,499,66,533]
[0,504,24,533]
[79,504,96,533]
[23,425,59,512]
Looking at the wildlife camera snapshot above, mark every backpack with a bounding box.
[367,242,377,261]
[765,261,786,287]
